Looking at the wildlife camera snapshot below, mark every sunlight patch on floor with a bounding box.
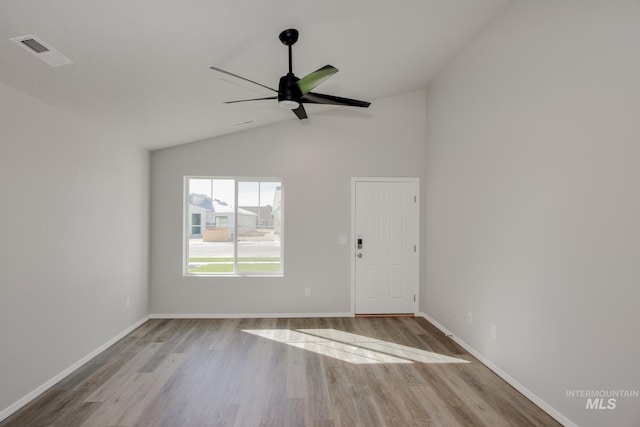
[242,328,470,365]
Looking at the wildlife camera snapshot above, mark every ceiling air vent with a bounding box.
[10,34,73,67]
[21,38,49,53]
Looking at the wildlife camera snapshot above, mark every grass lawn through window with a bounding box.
[188,257,281,273]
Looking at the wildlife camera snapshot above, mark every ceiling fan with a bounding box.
[210,28,371,120]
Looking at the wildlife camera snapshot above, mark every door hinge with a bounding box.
[414,244,417,253]
[414,195,417,203]
[414,294,416,302]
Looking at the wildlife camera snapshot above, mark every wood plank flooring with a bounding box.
[0,317,561,427]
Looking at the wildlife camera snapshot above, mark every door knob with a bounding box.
[357,253,363,258]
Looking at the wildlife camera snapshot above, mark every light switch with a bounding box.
[338,235,348,244]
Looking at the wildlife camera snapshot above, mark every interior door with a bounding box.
[353,179,419,314]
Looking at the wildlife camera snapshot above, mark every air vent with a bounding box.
[21,38,49,53]
[10,34,73,67]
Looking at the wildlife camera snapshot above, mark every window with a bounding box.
[184,177,283,276]
[191,213,201,235]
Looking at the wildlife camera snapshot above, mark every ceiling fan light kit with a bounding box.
[277,73,302,110]
[278,99,300,110]
[211,28,370,120]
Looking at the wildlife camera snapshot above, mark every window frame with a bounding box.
[183,176,284,277]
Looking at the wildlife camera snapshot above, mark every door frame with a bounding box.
[350,177,420,315]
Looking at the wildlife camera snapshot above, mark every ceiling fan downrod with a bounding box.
[279,28,299,75]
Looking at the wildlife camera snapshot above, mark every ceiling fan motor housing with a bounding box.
[278,73,302,109]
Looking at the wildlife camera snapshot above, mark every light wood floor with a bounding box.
[1,317,561,427]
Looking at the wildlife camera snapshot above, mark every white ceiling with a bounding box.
[0,0,510,150]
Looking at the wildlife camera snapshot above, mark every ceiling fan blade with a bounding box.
[224,96,277,104]
[302,92,371,108]
[292,104,308,120]
[295,65,338,94]
[210,67,277,93]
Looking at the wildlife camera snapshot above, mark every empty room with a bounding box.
[1,1,638,426]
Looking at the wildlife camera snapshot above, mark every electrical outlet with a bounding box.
[467,311,473,324]
[304,287,311,297]
[491,324,497,339]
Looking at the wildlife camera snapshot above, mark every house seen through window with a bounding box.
[185,177,283,276]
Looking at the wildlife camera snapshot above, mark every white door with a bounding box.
[353,179,419,314]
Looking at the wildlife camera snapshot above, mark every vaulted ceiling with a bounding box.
[0,0,510,149]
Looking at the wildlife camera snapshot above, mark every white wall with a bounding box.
[0,83,150,415]
[423,1,640,426]
[150,91,426,315]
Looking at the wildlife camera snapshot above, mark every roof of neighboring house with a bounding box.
[242,206,273,219]
[238,208,257,216]
[189,194,256,216]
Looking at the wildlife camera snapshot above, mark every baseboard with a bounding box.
[0,315,151,423]
[149,312,353,319]
[418,312,577,427]
[355,313,415,318]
